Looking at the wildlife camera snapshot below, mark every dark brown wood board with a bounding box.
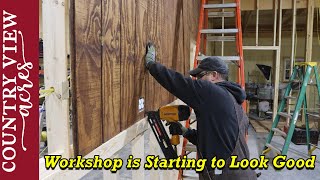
[135,0,148,120]
[145,0,159,112]
[71,0,103,155]
[120,0,137,130]
[102,0,121,141]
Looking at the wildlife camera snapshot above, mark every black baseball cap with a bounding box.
[189,56,228,77]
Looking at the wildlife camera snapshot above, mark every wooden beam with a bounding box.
[273,49,281,121]
[43,0,70,157]
[273,0,283,121]
[287,0,297,125]
[242,45,280,120]
[221,0,225,56]
[305,0,314,62]
[304,0,315,126]
[243,46,279,50]
[256,0,259,46]
[273,0,278,46]
[290,0,297,70]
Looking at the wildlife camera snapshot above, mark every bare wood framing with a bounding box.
[287,0,297,126]
[221,0,225,56]
[275,0,283,121]
[305,0,314,62]
[304,0,315,125]
[274,49,281,121]
[256,0,259,46]
[243,46,279,50]
[273,0,278,46]
[243,46,280,120]
[42,0,70,157]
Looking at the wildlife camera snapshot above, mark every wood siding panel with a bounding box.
[72,0,200,155]
[120,0,137,129]
[73,0,102,155]
[145,0,159,111]
[135,0,148,120]
[102,0,121,141]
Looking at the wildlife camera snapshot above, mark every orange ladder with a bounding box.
[178,0,245,179]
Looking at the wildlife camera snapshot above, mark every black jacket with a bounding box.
[148,62,246,161]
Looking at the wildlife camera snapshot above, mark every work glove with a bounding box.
[145,42,156,68]
[174,122,189,136]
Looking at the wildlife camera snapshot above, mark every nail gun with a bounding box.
[146,105,190,159]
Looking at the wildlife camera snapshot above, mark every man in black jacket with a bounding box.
[145,43,257,180]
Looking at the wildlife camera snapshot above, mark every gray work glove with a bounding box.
[175,122,189,136]
[145,42,156,68]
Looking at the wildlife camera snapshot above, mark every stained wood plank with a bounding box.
[184,0,200,73]
[102,0,121,141]
[183,0,191,76]
[73,0,102,155]
[175,0,184,76]
[152,0,163,109]
[135,0,148,119]
[156,0,171,107]
[165,0,178,103]
[120,0,137,130]
[145,0,158,111]
[71,0,202,155]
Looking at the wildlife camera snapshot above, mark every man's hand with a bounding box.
[174,122,189,135]
[145,42,156,68]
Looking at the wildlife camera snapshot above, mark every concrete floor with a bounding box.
[246,126,320,180]
[82,125,320,180]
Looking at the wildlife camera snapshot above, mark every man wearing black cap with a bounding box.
[145,43,257,179]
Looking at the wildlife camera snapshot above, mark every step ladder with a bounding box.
[178,0,244,179]
[262,62,320,156]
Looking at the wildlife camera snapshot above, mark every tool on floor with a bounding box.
[146,105,191,159]
[262,62,320,156]
[179,0,245,179]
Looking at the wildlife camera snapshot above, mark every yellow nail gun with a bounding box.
[146,105,190,159]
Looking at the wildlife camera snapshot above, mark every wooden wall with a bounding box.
[71,0,200,155]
